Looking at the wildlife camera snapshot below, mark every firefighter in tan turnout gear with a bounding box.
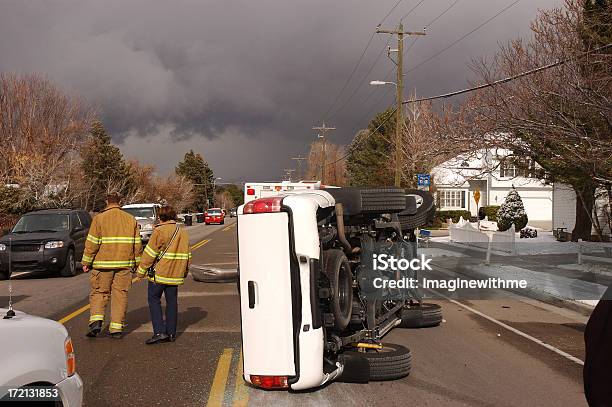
[137,206,191,344]
[82,193,142,339]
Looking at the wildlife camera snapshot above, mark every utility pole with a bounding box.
[312,122,336,184]
[283,169,295,181]
[291,155,307,180]
[376,23,425,187]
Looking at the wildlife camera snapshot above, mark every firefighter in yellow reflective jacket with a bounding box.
[137,206,191,344]
[82,193,142,339]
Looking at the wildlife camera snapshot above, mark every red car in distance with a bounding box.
[204,208,225,225]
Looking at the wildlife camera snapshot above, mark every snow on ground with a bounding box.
[431,227,612,257]
[468,264,607,307]
[557,263,612,276]
[420,247,467,258]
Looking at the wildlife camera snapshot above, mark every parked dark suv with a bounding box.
[0,209,91,279]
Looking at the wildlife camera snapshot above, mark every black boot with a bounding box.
[168,334,176,342]
[110,332,124,339]
[86,321,102,337]
[145,333,169,345]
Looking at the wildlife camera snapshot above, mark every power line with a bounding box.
[406,0,521,74]
[400,0,427,21]
[322,0,429,123]
[402,42,612,104]
[321,32,376,121]
[327,42,612,168]
[405,0,460,54]
[320,0,409,122]
[330,35,393,118]
[379,0,407,26]
[330,0,430,120]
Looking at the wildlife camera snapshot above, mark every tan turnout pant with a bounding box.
[89,269,132,333]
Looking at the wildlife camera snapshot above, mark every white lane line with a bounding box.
[428,289,585,366]
[9,271,31,277]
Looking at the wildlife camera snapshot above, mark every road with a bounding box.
[0,217,589,406]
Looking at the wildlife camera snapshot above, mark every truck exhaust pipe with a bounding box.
[334,203,352,254]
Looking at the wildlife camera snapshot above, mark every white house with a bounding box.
[552,183,611,237]
[431,149,553,229]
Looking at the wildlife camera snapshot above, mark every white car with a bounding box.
[121,203,161,242]
[0,308,83,406]
[237,186,441,391]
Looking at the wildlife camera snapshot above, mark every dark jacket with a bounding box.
[584,283,612,406]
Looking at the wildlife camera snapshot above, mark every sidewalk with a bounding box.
[423,241,612,309]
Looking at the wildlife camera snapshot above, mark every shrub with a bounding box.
[434,210,472,228]
[478,205,501,221]
[0,186,36,215]
[497,189,528,231]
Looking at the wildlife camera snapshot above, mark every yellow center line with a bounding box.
[232,349,249,407]
[207,348,234,407]
[191,238,211,251]
[57,304,91,325]
[222,223,236,232]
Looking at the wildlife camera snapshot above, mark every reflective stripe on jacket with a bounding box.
[82,204,142,270]
[137,221,191,285]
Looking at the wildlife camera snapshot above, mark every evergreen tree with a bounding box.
[497,188,528,232]
[81,121,131,210]
[175,150,214,211]
[346,109,395,187]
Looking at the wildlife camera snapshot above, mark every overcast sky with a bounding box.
[0,0,561,182]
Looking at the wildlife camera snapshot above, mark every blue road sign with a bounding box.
[417,174,431,187]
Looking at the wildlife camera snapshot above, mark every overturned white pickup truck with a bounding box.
[234,186,440,391]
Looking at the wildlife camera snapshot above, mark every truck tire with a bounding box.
[0,270,8,280]
[398,189,435,231]
[345,343,412,381]
[359,188,407,214]
[60,248,77,277]
[326,188,406,216]
[323,249,353,331]
[399,303,443,328]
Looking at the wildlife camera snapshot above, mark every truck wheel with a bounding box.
[0,270,9,280]
[60,248,77,277]
[359,188,407,214]
[345,343,412,381]
[399,303,443,328]
[398,189,435,231]
[326,188,407,216]
[323,249,353,331]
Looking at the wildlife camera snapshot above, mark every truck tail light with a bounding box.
[65,337,76,376]
[250,375,289,389]
[243,197,283,214]
[246,188,255,196]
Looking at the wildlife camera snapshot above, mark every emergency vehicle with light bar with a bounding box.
[236,183,440,391]
[243,181,322,204]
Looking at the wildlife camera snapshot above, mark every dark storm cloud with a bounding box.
[0,0,561,180]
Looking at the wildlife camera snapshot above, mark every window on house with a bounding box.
[439,190,466,209]
[500,157,534,178]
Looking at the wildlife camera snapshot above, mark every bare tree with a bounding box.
[307,140,347,186]
[0,73,93,207]
[465,0,611,240]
